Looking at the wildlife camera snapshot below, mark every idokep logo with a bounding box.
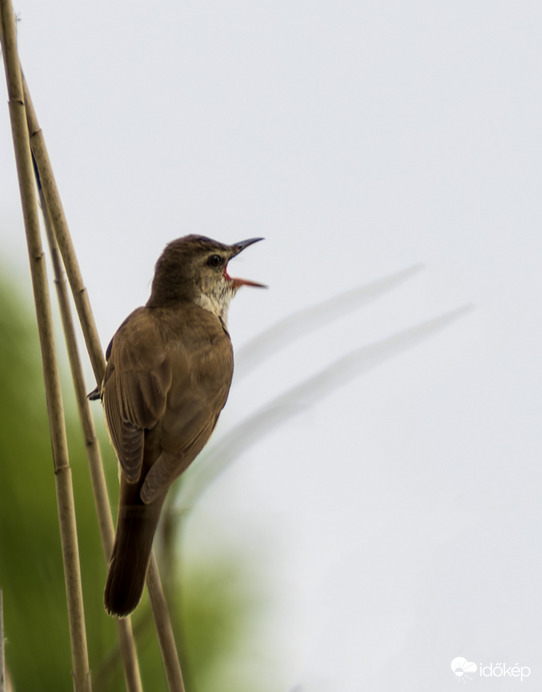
[451,656,532,683]
[451,657,477,681]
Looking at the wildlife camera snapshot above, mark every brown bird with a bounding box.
[99,234,264,617]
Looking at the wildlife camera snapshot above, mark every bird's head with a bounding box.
[147,235,265,321]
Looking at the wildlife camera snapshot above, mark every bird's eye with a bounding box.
[207,254,222,268]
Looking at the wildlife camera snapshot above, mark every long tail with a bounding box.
[104,479,166,617]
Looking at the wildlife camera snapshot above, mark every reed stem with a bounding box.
[0,3,91,688]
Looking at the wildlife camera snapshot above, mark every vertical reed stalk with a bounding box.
[37,173,144,692]
[2,5,186,688]
[0,2,91,689]
[147,555,186,691]
[21,75,106,386]
[19,32,186,692]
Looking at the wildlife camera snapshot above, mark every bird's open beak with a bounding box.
[232,237,264,254]
[226,237,267,288]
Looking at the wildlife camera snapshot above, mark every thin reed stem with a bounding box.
[21,75,106,386]
[37,173,144,692]
[147,555,186,692]
[18,29,186,692]
[0,2,91,689]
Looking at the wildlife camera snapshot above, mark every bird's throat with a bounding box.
[194,285,234,324]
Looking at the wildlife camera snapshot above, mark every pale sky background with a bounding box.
[2,1,542,689]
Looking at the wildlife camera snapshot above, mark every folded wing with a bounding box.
[103,308,172,483]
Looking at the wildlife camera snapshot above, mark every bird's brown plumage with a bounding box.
[102,235,262,617]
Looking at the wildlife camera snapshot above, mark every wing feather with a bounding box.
[140,415,217,503]
[103,308,172,482]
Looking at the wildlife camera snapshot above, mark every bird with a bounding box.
[97,234,265,617]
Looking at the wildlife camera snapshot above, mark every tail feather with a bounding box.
[104,484,165,617]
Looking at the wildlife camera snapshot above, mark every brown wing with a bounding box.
[103,308,172,483]
[139,307,234,503]
[140,412,224,504]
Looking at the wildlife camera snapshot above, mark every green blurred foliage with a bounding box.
[0,276,267,691]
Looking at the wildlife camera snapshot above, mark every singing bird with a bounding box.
[98,235,265,617]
